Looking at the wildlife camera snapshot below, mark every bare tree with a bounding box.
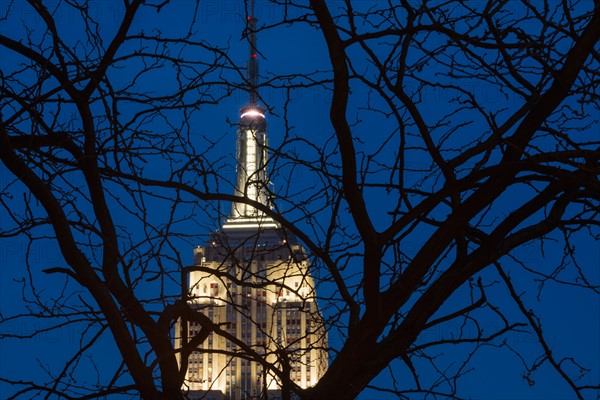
[1,1,598,400]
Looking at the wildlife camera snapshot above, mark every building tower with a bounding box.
[176,4,328,399]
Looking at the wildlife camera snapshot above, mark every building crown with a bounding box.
[224,0,276,230]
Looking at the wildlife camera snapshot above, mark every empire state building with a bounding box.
[175,5,328,400]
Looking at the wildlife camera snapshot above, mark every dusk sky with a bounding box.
[1,1,598,399]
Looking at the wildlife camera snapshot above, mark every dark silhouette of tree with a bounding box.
[1,1,598,399]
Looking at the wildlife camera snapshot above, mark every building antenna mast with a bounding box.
[247,0,259,106]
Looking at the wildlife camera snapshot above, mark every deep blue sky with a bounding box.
[1,1,598,399]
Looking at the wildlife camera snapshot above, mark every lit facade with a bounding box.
[176,227,328,400]
[175,6,327,399]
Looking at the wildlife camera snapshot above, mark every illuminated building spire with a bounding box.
[225,0,276,228]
